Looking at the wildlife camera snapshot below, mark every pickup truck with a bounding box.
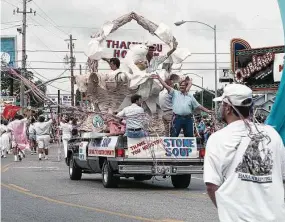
[66,133,205,188]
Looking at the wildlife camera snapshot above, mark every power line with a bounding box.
[23,67,227,71]
[1,20,22,24]
[1,24,21,30]
[32,0,69,36]
[18,60,230,64]
[28,16,65,40]
[25,23,283,32]
[28,28,63,61]
[28,65,71,93]
[4,49,230,54]
[1,0,18,7]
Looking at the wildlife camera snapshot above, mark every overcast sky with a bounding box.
[1,0,284,95]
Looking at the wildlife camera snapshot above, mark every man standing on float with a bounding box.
[152,74,212,137]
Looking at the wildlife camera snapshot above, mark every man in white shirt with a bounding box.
[60,117,73,162]
[204,84,285,222]
[34,116,53,160]
[116,94,146,138]
[159,78,193,136]
[146,41,178,73]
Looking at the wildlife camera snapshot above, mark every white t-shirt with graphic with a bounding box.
[204,120,285,222]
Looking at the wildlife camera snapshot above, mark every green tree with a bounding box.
[1,69,34,96]
[1,69,47,108]
[193,88,224,110]
[29,80,47,108]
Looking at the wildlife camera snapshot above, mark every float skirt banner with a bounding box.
[266,0,285,144]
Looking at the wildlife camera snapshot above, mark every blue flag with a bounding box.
[265,0,285,144]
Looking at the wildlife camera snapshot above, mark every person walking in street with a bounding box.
[204,84,285,221]
[152,74,211,137]
[34,116,53,160]
[71,118,78,137]
[116,94,146,138]
[8,114,28,161]
[60,117,73,162]
[28,117,37,155]
[0,120,11,158]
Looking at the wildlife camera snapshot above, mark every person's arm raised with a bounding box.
[166,40,178,57]
[151,74,173,93]
[185,77,193,93]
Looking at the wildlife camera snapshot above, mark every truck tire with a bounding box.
[134,175,153,181]
[69,156,82,180]
[102,160,119,188]
[171,174,191,189]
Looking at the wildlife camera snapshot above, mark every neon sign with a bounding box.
[235,52,275,83]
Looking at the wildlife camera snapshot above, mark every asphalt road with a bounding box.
[1,145,218,222]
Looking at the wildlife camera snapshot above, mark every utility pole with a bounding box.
[14,0,36,107]
[79,64,83,104]
[65,35,76,107]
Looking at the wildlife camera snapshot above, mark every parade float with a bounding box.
[77,12,191,134]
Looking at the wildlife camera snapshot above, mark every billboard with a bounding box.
[0,36,17,67]
[0,96,16,114]
[231,39,284,89]
[45,94,72,107]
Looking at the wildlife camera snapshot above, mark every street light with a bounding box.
[184,73,204,106]
[175,20,217,113]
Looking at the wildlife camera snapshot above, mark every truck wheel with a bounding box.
[134,175,153,181]
[171,174,191,189]
[102,160,119,188]
[69,156,82,180]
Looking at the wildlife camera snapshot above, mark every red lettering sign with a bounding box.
[106,40,163,58]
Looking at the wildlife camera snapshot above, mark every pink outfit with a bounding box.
[8,119,29,150]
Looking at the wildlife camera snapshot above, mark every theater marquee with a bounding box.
[230,38,284,90]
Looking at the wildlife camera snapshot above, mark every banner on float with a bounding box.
[88,137,117,157]
[127,137,198,159]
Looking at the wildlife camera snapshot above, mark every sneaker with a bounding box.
[39,158,42,161]
[18,155,22,161]
[44,157,48,160]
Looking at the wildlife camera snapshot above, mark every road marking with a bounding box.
[1,162,14,172]
[2,168,9,172]
[1,183,183,222]
[12,166,59,169]
[8,184,30,192]
[168,191,208,199]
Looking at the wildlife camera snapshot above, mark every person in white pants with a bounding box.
[60,117,72,162]
[34,116,53,160]
[0,120,11,158]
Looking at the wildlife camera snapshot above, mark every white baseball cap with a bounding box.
[213,84,253,106]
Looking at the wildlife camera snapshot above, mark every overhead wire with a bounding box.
[28,16,65,40]
[1,0,18,7]
[31,0,69,36]
[15,60,229,64]
[28,27,63,61]
[1,24,21,30]
[1,20,22,24]
[26,64,71,93]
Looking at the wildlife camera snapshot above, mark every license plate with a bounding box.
[156,166,171,174]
